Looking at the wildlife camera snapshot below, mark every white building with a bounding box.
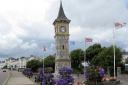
[5,57,19,70]
[0,61,6,68]
[122,52,128,63]
[4,56,40,70]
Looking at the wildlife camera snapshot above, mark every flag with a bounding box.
[85,37,93,42]
[115,22,126,28]
[124,0,128,9]
[70,41,75,45]
[42,46,47,51]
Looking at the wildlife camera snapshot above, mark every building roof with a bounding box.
[53,1,70,24]
[122,52,128,55]
[57,2,67,20]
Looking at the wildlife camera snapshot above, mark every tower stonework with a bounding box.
[53,2,71,74]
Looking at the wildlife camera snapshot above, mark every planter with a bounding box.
[102,81,120,85]
[85,81,120,85]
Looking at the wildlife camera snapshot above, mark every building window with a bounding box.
[62,45,64,50]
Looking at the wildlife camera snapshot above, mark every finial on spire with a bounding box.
[60,0,62,3]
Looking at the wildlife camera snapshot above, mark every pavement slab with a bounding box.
[117,74,128,85]
[6,71,36,85]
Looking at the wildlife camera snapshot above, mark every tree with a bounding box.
[86,44,102,62]
[70,49,84,73]
[2,65,7,69]
[41,55,55,73]
[26,59,41,72]
[91,46,122,69]
[125,57,128,64]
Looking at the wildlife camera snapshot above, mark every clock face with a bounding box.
[60,26,66,32]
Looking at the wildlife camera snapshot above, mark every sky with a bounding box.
[0,0,128,58]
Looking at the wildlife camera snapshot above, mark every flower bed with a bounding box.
[56,67,74,85]
[84,66,121,85]
[85,66,105,83]
[85,81,120,85]
[22,68,33,78]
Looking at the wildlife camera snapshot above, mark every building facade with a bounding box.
[5,57,26,70]
[4,56,39,70]
[122,52,128,63]
[53,2,71,74]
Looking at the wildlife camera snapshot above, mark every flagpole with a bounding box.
[43,47,46,74]
[113,25,116,78]
[113,22,126,78]
[43,53,44,74]
[84,40,86,80]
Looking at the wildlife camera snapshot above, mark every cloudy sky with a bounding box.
[0,0,128,58]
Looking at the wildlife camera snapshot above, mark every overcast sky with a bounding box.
[0,0,128,58]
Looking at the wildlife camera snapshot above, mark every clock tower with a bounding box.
[53,2,71,74]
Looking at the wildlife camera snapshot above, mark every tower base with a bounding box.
[55,58,71,78]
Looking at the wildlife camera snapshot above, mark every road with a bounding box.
[0,69,9,85]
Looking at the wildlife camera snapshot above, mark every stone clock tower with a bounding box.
[53,2,71,74]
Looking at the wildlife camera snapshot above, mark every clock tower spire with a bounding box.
[53,1,70,25]
[53,1,71,74]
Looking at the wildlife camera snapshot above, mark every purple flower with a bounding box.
[23,68,33,77]
[56,79,68,85]
[41,81,45,85]
[99,68,105,77]
[59,67,72,75]
[65,76,74,83]
[38,68,55,85]
[57,67,74,85]
[85,66,105,82]
[84,71,89,79]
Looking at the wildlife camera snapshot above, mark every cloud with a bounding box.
[64,0,128,50]
[124,0,128,8]
[0,0,128,58]
[20,42,38,50]
[0,0,55,57]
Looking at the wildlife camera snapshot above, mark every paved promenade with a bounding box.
[73,74,85,84]
[5,71,128,85]
[6,71,36,85]
[117,74,128,85]
[0,69,10,85]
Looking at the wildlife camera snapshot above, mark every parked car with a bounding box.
[3,69,6,72]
